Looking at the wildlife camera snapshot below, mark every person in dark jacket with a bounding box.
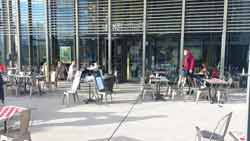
[0,73,4,104]
[55,61,68,80]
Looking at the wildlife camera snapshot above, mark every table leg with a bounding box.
[155,83,165,101]
[24,79,27,95]
[208,87,213,104]
[38,80,42,95]
[210,86,219,104]
[4,120,7,133]
[85,83,96,104]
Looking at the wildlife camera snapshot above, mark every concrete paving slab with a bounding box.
[1,83,247,141]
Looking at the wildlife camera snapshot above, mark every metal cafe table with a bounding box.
[0,106,26,133]
[150,77,169,100]
[204,78,228,104]
[81,76,96,104]
[8,73,45,95]
[34,75,46,95]
[10,74,31,94]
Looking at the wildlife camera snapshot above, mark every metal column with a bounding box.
[220,0,228,79]
[16,0,21,71]
[179,0,186,72]
[97,0,100,65]
[75,0,79,70]
[28,0,33,66]
[6,0,11,63]
[142,0,147,84]
[246,45,250,141]
[108,0,112,74]
[44,0,50,81]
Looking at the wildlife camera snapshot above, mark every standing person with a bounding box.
[0,73,4,104]
[67,61,76,81]
[41,61,49,82]
[56,61,67,80]
[178,48,196,87]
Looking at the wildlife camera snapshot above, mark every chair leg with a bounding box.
[196,90,201,104]
[224,93,228,102]
[67,94,70,105]
[217,91,221,103]
[168,87,172,96]
[29,86,33,97]
[76,93,80,103]
[141,88,145,100]
[195,126,202,141]
[171,90,176,101]
[72,93,80,104]
[4,85,7,97]
[110,94,113,102]
[73,93,76,103]
[152,90,156,100]
[62,93,70,105]
[62,94,66,105]
[15,87,19,97]
[105,95,108,104]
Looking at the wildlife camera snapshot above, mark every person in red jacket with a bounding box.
[178,49,196,87]
[0,64,6,73]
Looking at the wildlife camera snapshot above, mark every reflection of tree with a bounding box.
[158,46,176,64]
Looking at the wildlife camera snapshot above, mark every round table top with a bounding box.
[150,77,169,82]
[204,78,228,85]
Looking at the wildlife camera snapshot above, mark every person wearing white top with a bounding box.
[87,62,98,71]
[67,61,76,81]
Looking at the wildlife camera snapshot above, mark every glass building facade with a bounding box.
[0,0,250,82]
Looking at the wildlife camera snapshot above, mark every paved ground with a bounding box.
[3,83,247,141]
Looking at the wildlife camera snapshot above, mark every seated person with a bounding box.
[211,67,220,78]
[199,63,208,76]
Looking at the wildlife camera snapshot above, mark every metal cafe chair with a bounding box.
[195,112,232,141]
[216,78,233,104]
[62,71,82,105]
[141,80,156,101]
[94,75,113,104]
[193,78,210,103]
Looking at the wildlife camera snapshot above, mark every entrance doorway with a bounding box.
[111,35,142,82]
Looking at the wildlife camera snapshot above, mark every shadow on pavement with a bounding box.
[89,136,142,141]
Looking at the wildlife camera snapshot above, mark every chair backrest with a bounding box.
[7,70,12,76]
[99,69,104,78]
[213,112,233,138]
[104,75,114,92]
[227,77,233,88]
[50,71,56,82]
[95,76,105,91]
[193,77,206,89]
[71,71,82,92]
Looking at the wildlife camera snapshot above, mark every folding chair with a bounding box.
[166,76,180,100]
[195,112,232,141]
[94,76,113,104]
[193,78,210,103]
[62,71,82,105]
[216,78,233,104]
[141,81,156,101]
